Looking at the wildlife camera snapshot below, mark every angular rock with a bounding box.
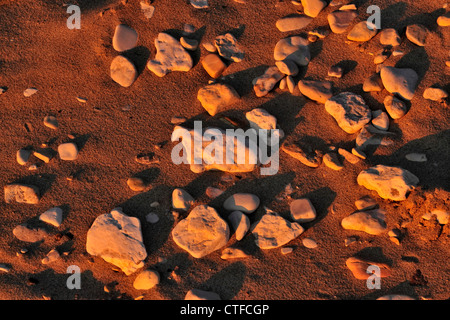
[290,198,316,222]
[301,0,327,17]
[221,247,250,260]
[363,73,384,92]
[357,165,419,201]
[384,95,408,119]
[4,184,40,204]
[223,193,260,213]
[253,66,284,97]
[197,83,240,115]
[374,50,390,64]
[251,212,304,249]
[172,205,230,258]
[112,24,138,52]
[323,152,344,170]
[43,116,58,130]
[246,108,277,131]
[228,211,250,241]
[281,140,322,168]
[298,80,333,104]
[147,33,193,77]
[110,55,137,87]
[39,207,63,227]
[274,36,310,66]
[328,65,344,78]
[58,142,78,161]
[341,209,387,235]
[185,289,220,300]
[276,14,313,32]
[371,110,389,131]
[356,124,395,150]
[275,59,299,76]
[423,209,449,225]
[325,92,372,134]
[355,195,377,211]
[172,188,194,211]
[214,33,244,62]
[346,256,391,280]
[86,208,147,275]
[380,66,419,100]
[347,21,378,42]
[379,28,401,47]
[140,1,155,19]
[327,10,358,34]
[13,224,48,242]
[133,269,160,290]
[406,24,428,46]
[23,88,38,97]
[423,87,448,101]
[41,249,60,264]
[201,54,227,79]
[205,187,224,199]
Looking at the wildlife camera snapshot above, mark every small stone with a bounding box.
[172,188,194,211]
[183,24,196,35]
[205,187,224,199]
[276,59,299,76]
[5,184,40,204]
[0,87,6,95]
[323,152,344,170]
[405,153,427,162]
[228,211,250,241]
[214,33,244,62]
[17,148,31,165]
[309,28,329,39]
[274,36,310,66]
[356,124,396,150]
[145,212,159,223]
[140,1,155,19]
[437,12,450,27]
[76,97,87,103]
[221,248,250,260]
[308,34,318,42]
[422,209,449,225]
[246,108,277,132]
[170,116,187,124]
[338,148,360,164]
[190,0,209,9]
[13,223,48,242]
[253,66,284,97]
[406,24,428,46]
[110,55,137,87]
[43,116,58,129]
[41,249,60,264]
[279,77,287,90]
[0,264,11,273]
[341,209,387,235]
[33,148,55,163]
[281,247,294,255]
[112,24,138,52]
[374,50,390,64]
[344,236,357,246]
[327,10,358,34]
[339,4,357,10]
[202,42,217,52]
[297,80,333,104]
[185,289,220,300]
[197,83,239,116]
[423,87,448,101]
[346,256,391,280]
[127,177,146,192]
[201,54,227,79]
[355,195,377,211]
[276,14,313,32]
[286,75,296,94]
[301,0,327,17]
[302,237,318,248]
[379,28,401,47]
[58,142,79,161]
[384,95,408,119]
[363,73,384,92]
[180,37,198,51]
[223,193,260,214]
[133,269,160,290]
[281,140,322,168]
[388,228,401,238]
[23,88,38,97]
[347,21,378,42]
[290,198,316,223]
[328,65,344,78]
[371,110,389,131]
[352,147,366,159]
[392,50,404,57]
[377,295,415,300]
[39,207,63,227]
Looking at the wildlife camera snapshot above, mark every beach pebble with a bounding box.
[197,83,240,116]
[325,92,372,134]
[347,21,378,42]
[339,4,357,10]
[185,289,220,300]
[405,153,427,162]
[437,12,450,27]
[33,148,54,163]
[253,66,284,97]
[17,148,31,165]
[356,124,395,150]
[223,193,260,214]
[170,116,187,125]
[58,142,78,161]
[380,66,418,100]
[86,208,147,275]
[298,80,333,104]
[377,295,415,300]
[327,10,357,34]
[110,55,137,87]
[379,28,401,46]
[201,53,227,79]
[276,14,313,32]
[328,65,344,78]
[214,33,244,62]
[228,211,250,241]
[205,187,223,199]
[341,209,387,235]
[251,212,304,249]
[190,0,208,9]
[23,88,38,97]
[279,77,287,90]
[180,37,198,51]
[39,207,63,227]
[112,24,138,52]
[352,147,366,159]
[13,223,48,242]
[374,50,390,64]
[127,177,145,192]
[41,249,60,264]
[4,184,40,204]
[0,264,11,273]
[140,1,155,19]
[281,140,322,168]
[346,256,391,280]
[371,110,389,131]
[172,205,229,258]
[338,148,360,164]
[406,24,428,46]
[302,237,318,249]
[133,269,160,290]
[357,165,419,201]
[145,212,159,224]
[147,33,193,77]
[384,95,408,119]
[355,195,377,211]
[274,36,310,67]
[172,188,194,211]
[344,236,358,246]
[43,116,58,129]
[202,42,216,53]
[323,152,344,170]
[423,87,448,101]
[281,247,294,255]
[221,248,250,260]
[286,76,296,94]
[422,210,449,225]
[290,198,316,223]
[301,0,327,17]
[363,73,384,92]
[246,108,277,132]
[276,59,299,76]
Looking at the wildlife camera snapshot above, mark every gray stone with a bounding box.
[58,142,78,161]
[112,24,138,52]
[371,110,389,131]
[228,211,250,241]
[110,55,137,87]
[16,148,31,165]
[275,59,299,76]
[274,36,310,66]
[39,207,63,227]
[380,67,419,100]
[384,95,408,119]
[290,198,316,222]
[214,33,244,62]
[223,193,260,213]
[327,10,358,34]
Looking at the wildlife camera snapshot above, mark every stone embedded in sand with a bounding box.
[406,24,428,46]
[380,66,418,101]
[328,65,344,78]
[23,88,38,97]
[221,247,250,260]
[41,249,60,264]
[214,33,244,62]
[290,198,316,223]
[0,264,11,273]
[377,295,415,300]
[172,188,194,211]
[205,186,223,199]
[357,165,419,201]
[4,183,40,204]
[338,148,360,164]
[33,148,54,163]
[43,116,58,130]
[127,177,146,192]
[172,205,230,258]
[16,148,31,165]
[39,207,63,227]
[201,53,227,79]
[423,209,449,225]
[298,80,333,104]
[323,152,344,170]
[371,110,389,131]
[302,237,318,249]
[279,77,287,90]
[253,66,284,97]
[133,269,160,290]
[110,55,137,87]
[275,59,299,76]
[58,142,78,161]
[346,256,391,280]
[405,153,427,162]
[356,124,395,150]
[352,147,366,159]
[341,209,387,235]
[301,0,327,17]
[325,92,372,134]
[86,207,147,275]
[374,50,390,64]
[423,87,448,101]
[355,195,377,211]
[281,140,322,168]
[363,73,384,92]
[347,21,378,42]
[437,12,450,27]
[13,223,48,242]
[180,37,198,51]
[197,83,240,116]
[379,28,401,47]
[223,193,260,214]
[327,10,358,34]
[147,33,193,77]
[228,210,250,241]
[274,36,310,67]
[251,212,304,249]
[276,14,313,32]
[384,95,408,119]
[185,289,221,300]
[190,0,209,9]
[140,1,155,19]
[112,24,138,52]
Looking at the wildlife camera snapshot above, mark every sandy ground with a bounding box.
[0,0,449,300]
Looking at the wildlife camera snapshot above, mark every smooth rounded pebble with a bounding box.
[17,148,31,165]
[172,188,194,211]
[127,177,146,192]
[223,193,260,213]
[112,24,138,52]
[58,142,78,161]
[302,237,318,248]
[346,256,391,280]
[290,198,316,223]
[110,55,138,87]
[380,66,418,101]
[133,269,160,290]
[276,14,313,32]
[185,289,220,300]
[43,116,58,129]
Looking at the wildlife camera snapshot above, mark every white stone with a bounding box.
[422,210,449,225]
[223,193,260,213]
[180,37,198,51]
[221,248,250,260]
[423,87,448,101]
[43,116,58,129]
[140,1,155,19]
[190,0,209,9]
[112,24,138,52]
[23,88,37,97]
[172,188,194,211]
[4,184,40,204]
[110,55,137,87]
[58,142,78,161]
[276,14,313,32]
[39,207,63,227]
[197,83,240,116]
[253,66,284,97]
[406,24,428,46]
[41,249,60,264]
[371,110,389,131]
[380,66,419,100]
[301,0,327,17]
[302,237,318,248]
[384,95,408,119]
[246,108,277,131]
[133,269,160,290]
[341,209,387,235]
[214,33,244,62]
